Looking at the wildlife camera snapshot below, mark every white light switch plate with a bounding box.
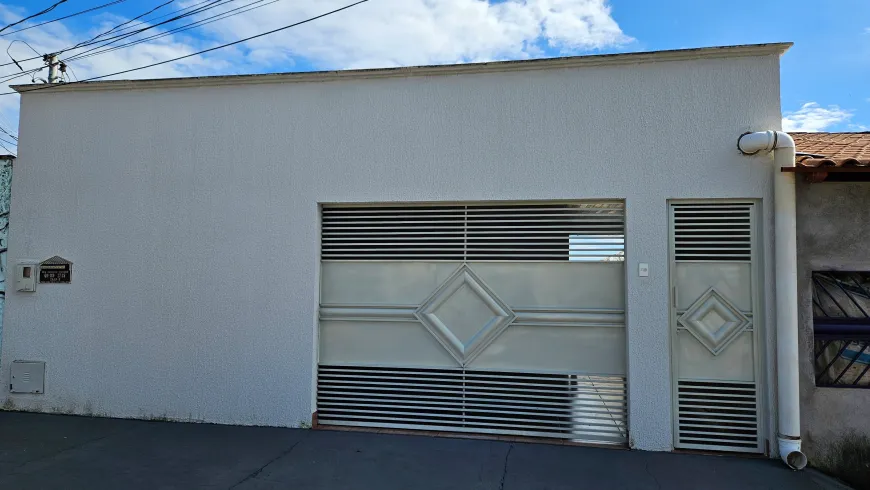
[639,263,649,277]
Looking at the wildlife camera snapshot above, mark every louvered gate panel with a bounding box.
[673,204,752,262]
[321,203,625,261]
[676,380,759,450]
[319,202,627,444]
[318,366,627,443]
[670,202,764,453]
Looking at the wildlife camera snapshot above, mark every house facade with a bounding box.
[1,43,801,460]
[791,133,870,462]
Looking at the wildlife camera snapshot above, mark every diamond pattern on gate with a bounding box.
[678,287,751,356]
[415,265,516,365]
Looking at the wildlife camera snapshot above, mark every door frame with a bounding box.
[667,198,767,453]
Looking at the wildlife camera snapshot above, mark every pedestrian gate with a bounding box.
[670,201,765,453]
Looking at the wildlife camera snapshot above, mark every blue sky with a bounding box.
[617,0,870,132]
[0,0,866,151]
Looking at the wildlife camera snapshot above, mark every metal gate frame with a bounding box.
[667,199,768,453]
[311,199,631,443]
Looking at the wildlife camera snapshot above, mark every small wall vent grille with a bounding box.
[672,203,752,262]
[321,202,625,261]
[675,380,760,452]
[317,365,627,444]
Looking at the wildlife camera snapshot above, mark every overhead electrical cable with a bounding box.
[0,67,45,85]
[0,0,127,37]
[6,39,42,71]
[67,0,286,64]
[0,0,234,68]
[71,0,175,49]
[0,0,69,35]
[91,0,216,39]
[63,0,233,57]
[0,125,18,140]
[1,0,370,97]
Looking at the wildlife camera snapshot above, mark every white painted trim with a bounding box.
[312,202,324,420]
[319,304,626,327]
[13,43,792,95]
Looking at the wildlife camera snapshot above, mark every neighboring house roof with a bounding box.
[793,132,870,167]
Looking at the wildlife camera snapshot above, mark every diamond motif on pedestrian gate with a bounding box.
[415,265,516,365]
[678,287,750,356]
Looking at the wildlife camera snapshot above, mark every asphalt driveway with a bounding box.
[0,411,833,489]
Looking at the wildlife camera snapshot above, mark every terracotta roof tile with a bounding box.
[792,132,870,167]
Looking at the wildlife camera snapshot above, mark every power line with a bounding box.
[9,40,41,57]
[0,134,16,154]
[0,53,41,69]
[0,112,17,135]
[67,0,285,64]
[79,0,231,48]
[0,0,233,69]
[0,0,127,37]
[0,0,69,35]
[3,0,370,96]
[0,67,44,85]
[0,67,45,86]
[6,40,42,71]
[60,0,234,61]
[0,0,266,95]
[65,64,78,81]
[71,0,175,49]
[91,0,216,39]
[0,125,18,141]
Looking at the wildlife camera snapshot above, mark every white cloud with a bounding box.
[0,0,632,152]
[782,102,853,132]
[197,0,633,69]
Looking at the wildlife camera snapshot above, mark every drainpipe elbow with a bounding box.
[737,131,795,157]
[778,437,807,470]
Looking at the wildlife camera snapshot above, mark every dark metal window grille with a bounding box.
[813,272,870,388]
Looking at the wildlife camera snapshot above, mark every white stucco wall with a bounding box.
[1,49,783,451]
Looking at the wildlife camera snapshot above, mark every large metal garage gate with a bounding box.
[317,202,627,444]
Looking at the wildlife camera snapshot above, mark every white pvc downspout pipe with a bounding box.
[737,130,807,470]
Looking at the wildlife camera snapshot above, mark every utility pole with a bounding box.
[45,53,61,83]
